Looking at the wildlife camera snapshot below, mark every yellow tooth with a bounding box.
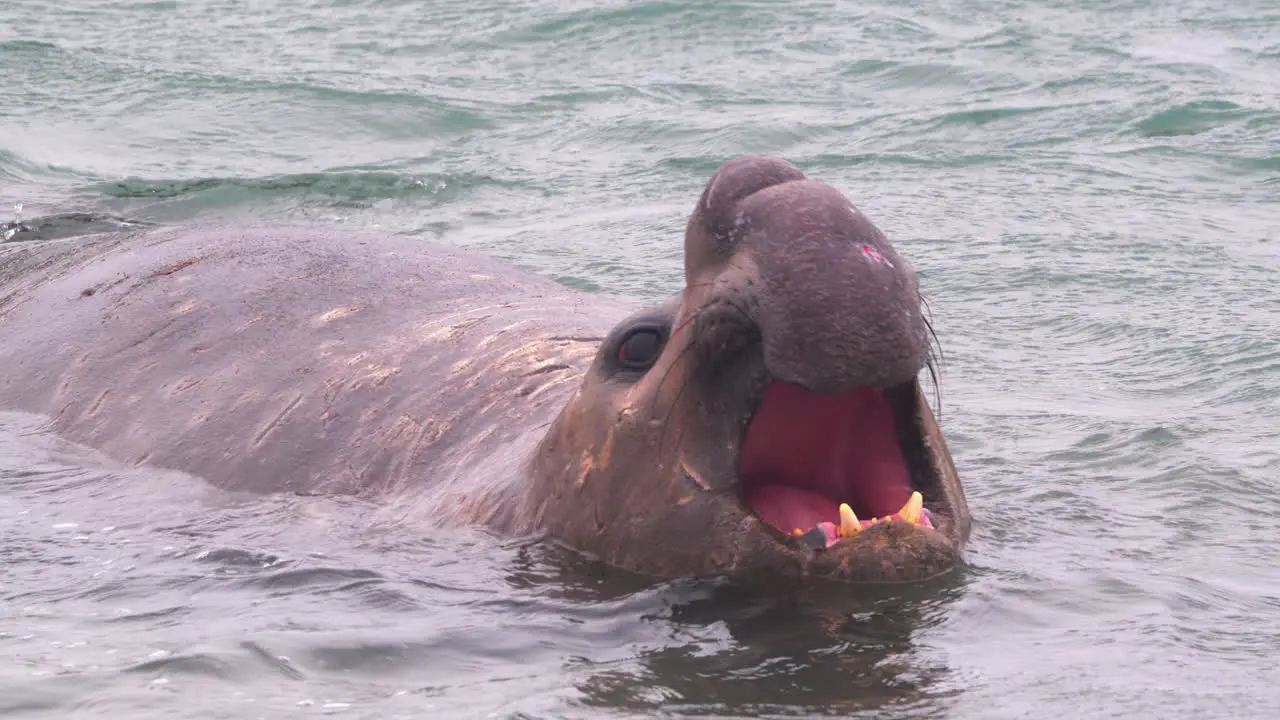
[838,503,860,537]
[898,491,924,525]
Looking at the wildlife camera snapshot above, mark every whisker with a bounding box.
[919,293,944,418]
[646,269,743,418]
[648,332,700,421]
[656,346,699,460]
[654,297,759,462]
[920,292,945,369]
[647,304,708,420]
[651,257,759,461]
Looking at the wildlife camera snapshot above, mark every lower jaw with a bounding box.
[748,489,936,551]
[788,511,935,551]
[735,515,961,585]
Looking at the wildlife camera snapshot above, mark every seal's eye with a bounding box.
[617,328,663,371]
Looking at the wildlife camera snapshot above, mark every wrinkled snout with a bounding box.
[734,180,928,393]
[682,156,930,394]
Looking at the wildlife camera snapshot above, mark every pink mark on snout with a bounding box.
[860,244,894,268]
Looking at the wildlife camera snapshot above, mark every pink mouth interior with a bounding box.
[738,382,914,534]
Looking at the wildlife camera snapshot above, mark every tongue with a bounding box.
[739,382,915,533]
[742,484,840,534]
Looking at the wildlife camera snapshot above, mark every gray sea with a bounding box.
[2,0,1278,718]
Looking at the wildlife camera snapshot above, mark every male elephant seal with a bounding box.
[0,156,971,583]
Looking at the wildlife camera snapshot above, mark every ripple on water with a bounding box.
[3,0,1280,716]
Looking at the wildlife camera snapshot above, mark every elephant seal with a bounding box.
[0,156,970,583]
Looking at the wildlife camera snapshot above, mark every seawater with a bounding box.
[1,0,1278,717]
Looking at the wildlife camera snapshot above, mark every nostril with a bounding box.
[695,157,808,246]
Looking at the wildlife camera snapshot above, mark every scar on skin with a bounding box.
[575,456,594,488]
[151,257,200,277]
[314,306,364,325]
[252,394,305,446]
[574,427,618,488]
[87,390,110,416]
[681,455,712,491]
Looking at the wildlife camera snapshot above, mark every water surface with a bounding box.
[2,0,1278,717]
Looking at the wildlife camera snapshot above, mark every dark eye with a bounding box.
[617,328,663,371]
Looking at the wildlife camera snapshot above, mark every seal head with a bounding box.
[515,156,971,584]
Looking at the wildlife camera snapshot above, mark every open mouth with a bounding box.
[738,380,936,550]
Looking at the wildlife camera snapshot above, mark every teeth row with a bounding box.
[790,492,928,539]
[841,491,926,536]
